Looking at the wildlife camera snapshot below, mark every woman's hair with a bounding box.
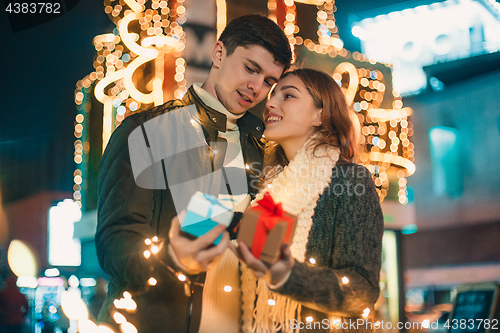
[263,68,360,178]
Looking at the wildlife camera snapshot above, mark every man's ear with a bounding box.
[212,41,225,68]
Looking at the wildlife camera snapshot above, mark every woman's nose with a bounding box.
[266,97,276,110]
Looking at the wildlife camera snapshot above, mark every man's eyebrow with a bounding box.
[246,59,280,83]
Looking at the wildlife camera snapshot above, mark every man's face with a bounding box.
[213,44,285,115]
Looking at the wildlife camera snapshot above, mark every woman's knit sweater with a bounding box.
[273,162,384,333]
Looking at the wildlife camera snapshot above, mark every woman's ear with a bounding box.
[313,109,323,127]
[211,41,225,68]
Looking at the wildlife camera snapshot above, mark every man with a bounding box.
[95,15,292,333]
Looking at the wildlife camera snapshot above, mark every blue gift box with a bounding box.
[181,192,234,245]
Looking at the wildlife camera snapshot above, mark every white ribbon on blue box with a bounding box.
[181,191,234,245]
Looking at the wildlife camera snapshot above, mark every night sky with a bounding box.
[0,0,416,204]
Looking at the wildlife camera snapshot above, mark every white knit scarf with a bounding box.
[241,137,340,333]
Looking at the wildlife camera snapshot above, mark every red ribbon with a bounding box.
[251,192,294,259]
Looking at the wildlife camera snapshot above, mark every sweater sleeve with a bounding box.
[273,164,384,318]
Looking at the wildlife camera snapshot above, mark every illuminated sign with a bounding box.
[48,199,82,266]
[353,0,500,95]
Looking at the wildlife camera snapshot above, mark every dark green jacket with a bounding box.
[275,163,384,333]
[95,86,265,333]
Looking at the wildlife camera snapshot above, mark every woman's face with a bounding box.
[263,75,322,147]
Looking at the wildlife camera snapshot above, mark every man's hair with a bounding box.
[218,15,293,71]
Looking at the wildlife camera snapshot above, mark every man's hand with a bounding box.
[169,213,230,274]
[232,241,294,286]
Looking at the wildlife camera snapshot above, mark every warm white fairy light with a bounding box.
[287,0,399,167]
[177,273,187,282]
[341,276,349,284]
[174,58,187,99]
[172,0,187,100]
[216,0,227,39]
[268,299,276,306]
[267,0,277,22]
[331,62,414,202]
[148,277,157,286]
[113,312,127,324]
[77,319,98,333]
[75,0,191,208]
[120,322,138,333]
[143,250,151,259]
[331,318,341,326]
[73,74,98,207]
[150,245,159,254]
[224,285,232,292]
[113,297,137,312]
[309,257,316,264]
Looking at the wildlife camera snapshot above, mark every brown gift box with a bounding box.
[237,204,298,265]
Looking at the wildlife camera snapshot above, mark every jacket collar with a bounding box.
[183,86,264,138]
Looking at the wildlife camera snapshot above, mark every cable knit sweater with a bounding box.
[243,156,384,332]
[274,162,384,332]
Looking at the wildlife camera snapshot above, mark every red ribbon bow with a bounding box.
[251,192,294,260]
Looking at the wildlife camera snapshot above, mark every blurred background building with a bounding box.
[1,0,499,332]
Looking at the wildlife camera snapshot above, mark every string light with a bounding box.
[331,61,413,202]
[113,292,137,312]
[268,299,276,306]
[267,1,413,203]
[216,0,227,39]
[341,276,349,284]
[331,318,342,328]
[75,0,190,209]
[120,322,138,333]
[224,285,232,292]
[113,312,127,324]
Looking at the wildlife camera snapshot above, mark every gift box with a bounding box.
[237,192,297,265]
[181,192,234,245]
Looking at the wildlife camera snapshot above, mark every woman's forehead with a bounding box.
[273,75,304,93]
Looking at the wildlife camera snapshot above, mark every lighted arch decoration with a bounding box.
[73,0,195,208]
[267,0,415,203]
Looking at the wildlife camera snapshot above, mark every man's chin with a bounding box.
[229,104,248,115]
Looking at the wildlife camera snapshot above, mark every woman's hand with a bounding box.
[231,241,295,286]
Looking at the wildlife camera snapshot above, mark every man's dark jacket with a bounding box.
[95,86,265,332]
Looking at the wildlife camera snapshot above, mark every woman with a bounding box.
[235,68,384,333]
